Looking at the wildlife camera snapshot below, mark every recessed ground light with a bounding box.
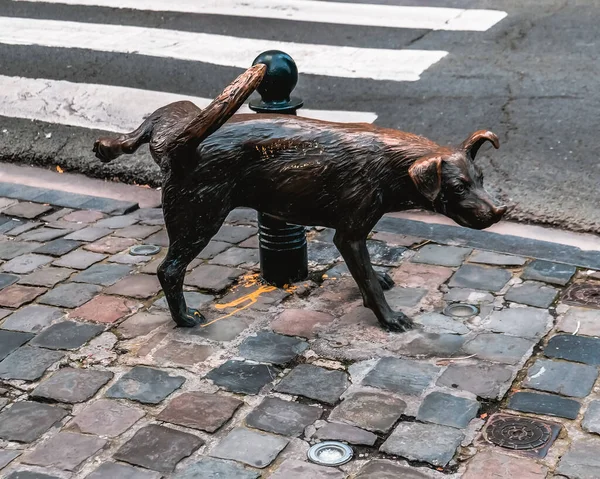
[443,303,479,319]
[307,441,353,466]
[129,245,161,256]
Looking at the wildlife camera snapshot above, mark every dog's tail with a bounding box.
[93,63,266,163]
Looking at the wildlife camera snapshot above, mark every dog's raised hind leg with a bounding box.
[333,232,412,332]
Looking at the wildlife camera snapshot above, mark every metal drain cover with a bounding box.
[129,244,161,256]
[484,414,560,458]
[443,303,479,319]
[563,283,600,309]
[308,442,353,466]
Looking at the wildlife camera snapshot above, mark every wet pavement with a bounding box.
[0,184,600,478]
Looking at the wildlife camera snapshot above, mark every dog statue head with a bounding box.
[408,130,510,230]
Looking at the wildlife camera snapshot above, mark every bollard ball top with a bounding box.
[252,50,298,104]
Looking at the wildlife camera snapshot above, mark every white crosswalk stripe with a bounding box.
[0,2,508,134]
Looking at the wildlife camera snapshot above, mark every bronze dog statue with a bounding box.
[94,64,508,332]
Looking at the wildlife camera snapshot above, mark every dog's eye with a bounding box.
[455,184,467,195]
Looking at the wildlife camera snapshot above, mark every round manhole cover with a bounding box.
[443,303,479,319]
[563,283,600,309]
[129,244,161,256]
[307,442,353,466]
[486,416,552,450]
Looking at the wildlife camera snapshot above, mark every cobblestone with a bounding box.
[71,294,139,323]
[210,427,288,469]
[0,401,68,442]
[38,282,102,308]
[22,432,106,471]
[33,239,82,257]
[207,360,278,395]
[556,436,600,478]
[116,310,171,338]
[505,281,559,308]
[1,304,63,332]
[30,320,104,350]
[0,346,64,380]
[468,250,527,266]
[64,226,112,242]
[483,306,552,339]
[557,307,600,336]
[412,244,472,267]
[314,421,377,445]
[153,340,215,366]
[417,392,479,429]
[0,284,46,308]
[1,253,53,274]
[245,396,322,436]
[275,364,349,404]
[508,391,580,419]
[524,358,598,397]
[18,266,74,287]
[184,264,244,291]
[582,400,600,435]
[86,462,161,479]
[462,333,535,364]
[72,263,132,286]
[463,450,548,478]
[32,367,113,403]
[271,309,335,339]
[239,331,308,365]
[362,357,440,395]
[436,362,514,399]
[545,334,600,365]
[68,398,145,436]
[0,330,34,360]
[269,459,346,479]
[173,457,259,479]
[84,236,137,254]
[355,460,434,478]
[449,264,512,292]
[522,259,576,286]
[106,366,185,404]
[52,249,106,269]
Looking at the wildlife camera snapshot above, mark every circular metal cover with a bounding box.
[129,244,161,256]
[486,416,552,450]
[563,283,600,309]
[307,441,353,466]
[443,302,479,318]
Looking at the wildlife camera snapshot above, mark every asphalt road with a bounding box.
[0,0,598,233]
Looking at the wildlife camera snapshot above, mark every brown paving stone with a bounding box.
[271,309,335,339]
[68,398,145,437]
[152,340,215,366]
[116,310,171,339]
[52,249,107,270]
[0,308,10,320]
[105,274,161,299]
[0,284,46,308]
[113,224,162,239]
[84,237,137,254]
[0,253,53,274]
[238,235,259,248]
[19,266,74,287]
[63,209,105,223]
[32,367,113,403]
[70,294,139,323]
[114,424,203,473]
[463,450,548,478]
[136,332,168,357]
[158,392,243,432]
[23,431,107,471]
[390,261,454,289]
[3,202,52,219]
[139,252,166,274]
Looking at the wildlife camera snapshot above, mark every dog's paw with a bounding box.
[381,312,413,332]
[174,308,206,328]
[93,138,118,163]
[376,271,395,290]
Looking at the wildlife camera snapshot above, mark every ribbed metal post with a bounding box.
[249,50,309,287]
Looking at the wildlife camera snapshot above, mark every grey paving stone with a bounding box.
[468,250,527,266]
[95,214,138,229]
[69,398,145,437]
[207,360,278,395]
[380,422,464,467]
[508,391,580,419]
[582,400,600,435]
[52,250,107,270]
[5,470,60,478]
[106,366,185,404]
[116,310,171,339]
[239,331,308,366]
[269,459,346,479]
[0,450,21,470]
[0,401,68,442]
[0,273,19,290]
[417,392,479,429]
[362,357,440,395]
[367,240,406,267]
[0,330,34,361]
[246,397,322,437]
[213,225,258,244]
[157,392,242,433]
[329,390,406,433]
[174,457,259,479]
[355,460,434,479]
[412,245,472,267]
[33,239,82,257]
[23,431,106,471]
[226,208,258,225]
[1,254,53,274]
[0,240,42,260]
[384,287,427,309]
[153,291,214,310]
[146,230,169,247]
[558,307,600,337]
[183,315,251,342]
[0,346,64,380]
[113,224,161,239]
[436,362,515,399]
[72,263,132,286]
[308,242,342,266]
[18,267,74,287]
[415,312,469,334]
[114,424,203,473]
[209,247,258,267]
[505,281,559,308]
[400,332,467,358]
[86,462,161,479]
[314,422,377,446]
[557,436,600,479]
[522,260,576,286]
[184,264,245,292]
[483,306,552,339]
[38,282,102,308]
[30,320,104,350]
[210,427,288,469]
[20,227,71,242]
[449,264,512,292]
[197,240,231,260]
[3,202,52,219]
[462,333,535,365]
[275,364,349,405]
[64,227,112,242]
[524,358,598,398]
[6,220,42,237]
[545,334,600,365]
[1,305,64,333]
[32,367,113,403]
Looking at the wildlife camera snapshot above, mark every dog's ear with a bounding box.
[408,156,443,202]
[461,130,499,160]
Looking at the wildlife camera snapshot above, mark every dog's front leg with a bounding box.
[333,233,413,332]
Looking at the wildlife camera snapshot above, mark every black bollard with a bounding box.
[250,50,309,287]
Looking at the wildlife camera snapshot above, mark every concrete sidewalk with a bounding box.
[0,172,599,479]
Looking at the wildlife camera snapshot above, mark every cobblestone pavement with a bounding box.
[1,186,600,479]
